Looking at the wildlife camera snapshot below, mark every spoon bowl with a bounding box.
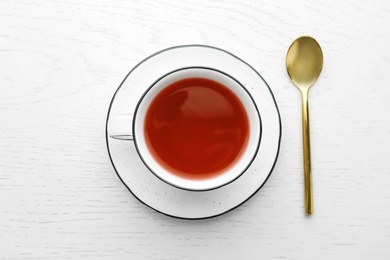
[286,36,323,90]
[286,36,323,215]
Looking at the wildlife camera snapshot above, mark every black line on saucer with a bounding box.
[105,44,282,220]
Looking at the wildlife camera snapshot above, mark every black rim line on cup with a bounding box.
[105,44,282,220]
[132,66,262,192]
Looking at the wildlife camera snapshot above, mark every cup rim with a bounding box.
[132,66,262,191]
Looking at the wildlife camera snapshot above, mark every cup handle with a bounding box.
[109,114,134,141]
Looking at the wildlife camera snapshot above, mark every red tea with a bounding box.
[144,77,249,180]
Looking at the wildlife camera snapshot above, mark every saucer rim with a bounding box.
[105,44,282,220]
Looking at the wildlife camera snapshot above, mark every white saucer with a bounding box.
[106,45,281,219]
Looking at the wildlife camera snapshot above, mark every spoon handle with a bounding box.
[301,90,313,215]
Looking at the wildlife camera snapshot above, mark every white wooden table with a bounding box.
[1,0,390,259]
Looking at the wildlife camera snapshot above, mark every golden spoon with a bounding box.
[286,36,323,215]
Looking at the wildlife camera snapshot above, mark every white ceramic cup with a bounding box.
[110,67,261,191]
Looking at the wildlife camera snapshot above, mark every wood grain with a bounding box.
[1,0,390,259]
